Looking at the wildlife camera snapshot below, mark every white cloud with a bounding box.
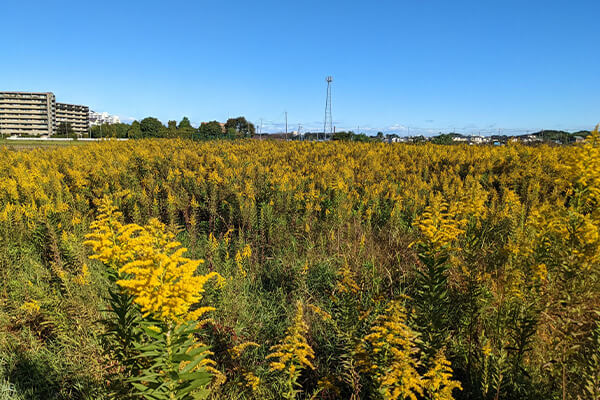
[385,124,408,132]
[117,115,137,122]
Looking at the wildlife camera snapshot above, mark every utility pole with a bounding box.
[285,112,288,141]
[259,118,263,140]
[323,76,333,140]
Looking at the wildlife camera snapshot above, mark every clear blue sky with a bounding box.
[1,0,599,135]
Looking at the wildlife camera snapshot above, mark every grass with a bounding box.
[0,139,90,150]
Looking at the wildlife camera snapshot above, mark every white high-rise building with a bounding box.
[89,110,120,126]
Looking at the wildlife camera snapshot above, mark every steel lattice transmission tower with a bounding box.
[323,76,333,140]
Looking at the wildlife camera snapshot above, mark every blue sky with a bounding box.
[1,0,599,135]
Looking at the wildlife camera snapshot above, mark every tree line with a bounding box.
[86,116,255,139]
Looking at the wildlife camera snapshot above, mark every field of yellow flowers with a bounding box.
[0,134,599,399]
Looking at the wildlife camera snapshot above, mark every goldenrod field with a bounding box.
[1,136,599,399]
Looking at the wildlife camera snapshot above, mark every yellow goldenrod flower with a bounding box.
[422,352,462,400]
[267,302,315,399]
[335,264,360,294]
[357,301,423,400]
[20,300,40,314]
[228,342,259,361]
[86,201,222,323]
[413,201,465,252]
[73,263,91,286]
[243,371,260,391]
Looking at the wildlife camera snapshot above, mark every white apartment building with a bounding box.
[89,111,120,126]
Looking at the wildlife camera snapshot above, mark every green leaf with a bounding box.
[176,374,212,396]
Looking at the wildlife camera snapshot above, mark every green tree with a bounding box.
[90,124,102,138]
[177,117,195,139]
[128,121,142,139]
[224,116,255,137]
[140,117,164,138]
[332,130,353,141]
[164,120,178,138]
[432,134,454,145]
[91,123,131,138]
[178,117,192,130]
[225,127,238,138]
[197,121,223,138]
[354,133,370,142]
[56,122,74,136]
[114,123,130,138]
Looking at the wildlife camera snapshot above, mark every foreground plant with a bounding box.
[412,201,464,355]
[85,199,222,399]
[357,300,462,400]
[266,302,315,399]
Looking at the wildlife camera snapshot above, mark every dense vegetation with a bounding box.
[89,116,254,140]
[0,133,599,399]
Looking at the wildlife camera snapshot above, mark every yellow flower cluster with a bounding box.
[357,301,423,400]
[83,199,130,268]
[116,221,220,322]
[307,303,333,321]
[229,342,261,392]
[357,301,462,400]
[0,139,575,245]
[229,341,259,359]
[571,126,600,215]
[335,264,360,295]
[267,302,315,377]
[525,205,600,272]
[235,244,252,277]
[423,353,463,400]
[85,199,222,322]
[243,371,260,392]
[20,300,40,314]
[413,201,465,251]
[73,263,90,286]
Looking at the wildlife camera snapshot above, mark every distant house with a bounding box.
[574,136,585,143]
[513,134,541,144]
[469,135,486,144]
